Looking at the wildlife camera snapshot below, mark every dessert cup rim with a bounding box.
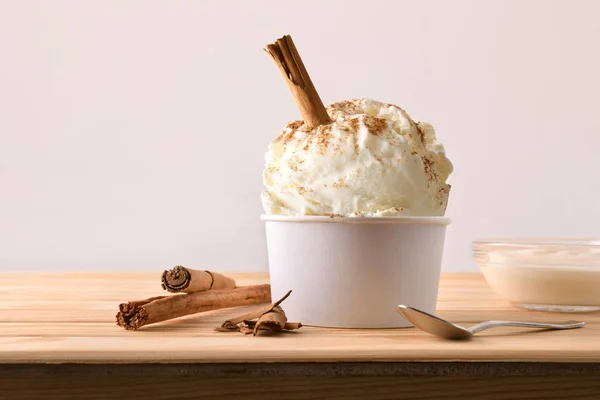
[260,214,451,225]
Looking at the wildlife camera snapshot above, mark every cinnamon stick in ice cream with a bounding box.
[265,35,331,128]
[116,284,271,330]
[161,266,235,293]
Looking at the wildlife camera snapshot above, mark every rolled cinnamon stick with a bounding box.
[220,290,292,330]
[116,284,271,330]
[265,35,331,128]
[251,305,287,335]
[241,321,302,336]
[217,290,301,335]
[161,266,236,293]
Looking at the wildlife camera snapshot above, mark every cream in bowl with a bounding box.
[473,239,600,312]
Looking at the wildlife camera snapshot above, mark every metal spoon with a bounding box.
[396,305,585,340]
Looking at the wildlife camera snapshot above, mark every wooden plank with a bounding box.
[1,363,600,400]
[2,316,597,337]
[0,272,599,364]
[4,376,600,400]
[1,302,592,323]
[0,273,488,301]
[2,331,600,363]
[0,272,265,302]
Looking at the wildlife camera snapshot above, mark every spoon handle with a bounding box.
[468,320,585,334]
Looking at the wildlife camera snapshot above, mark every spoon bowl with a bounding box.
[396,305,585,340]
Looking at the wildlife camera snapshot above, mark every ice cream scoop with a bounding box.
[262,98,453,217]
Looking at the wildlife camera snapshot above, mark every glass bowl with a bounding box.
[473,239,600,312]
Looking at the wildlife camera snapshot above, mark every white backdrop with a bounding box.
[1,0,599,272]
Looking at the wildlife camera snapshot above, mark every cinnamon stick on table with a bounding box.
[116,284,271,330]
[161,266,235,293]
[217,290,302,335]
[220,290,292,330]
[265,35,331,128]
[245,306,303,335]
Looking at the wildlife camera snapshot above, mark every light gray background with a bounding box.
[1,0,599,272]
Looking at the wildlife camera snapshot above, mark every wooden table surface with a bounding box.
[2,272,600,399]
[1,271,599,363]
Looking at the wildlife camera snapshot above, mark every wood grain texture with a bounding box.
[1,272,599,364]
[2,363,600,400]
[2,374,600,400]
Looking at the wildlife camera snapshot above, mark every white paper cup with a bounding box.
[262,215,450,328]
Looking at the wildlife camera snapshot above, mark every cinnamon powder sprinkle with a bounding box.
[332,176,347,189]
[275,121,305,146]
[348,118,360,153]
[363,115,388,136]
[328,100,358,116]
[314,124,333,154]
[324,213,345,218]
[415,124,426,144]
[288,120,304,130]
[274,128,296,146]
[287,154,305,172]
[422,157,439,182]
